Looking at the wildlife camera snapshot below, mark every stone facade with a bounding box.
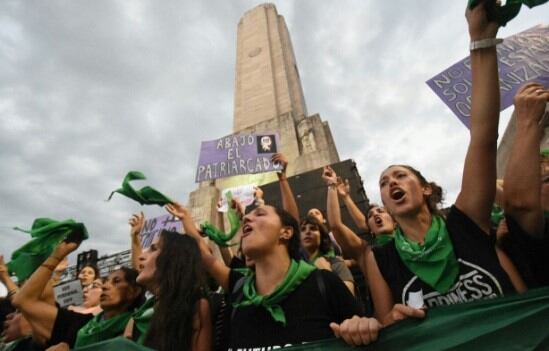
[187,3,339,232]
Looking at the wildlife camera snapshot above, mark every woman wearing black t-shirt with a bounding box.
[362,4,518,325]
[168,201,382,348]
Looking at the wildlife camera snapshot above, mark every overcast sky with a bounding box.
[1,1,547,262]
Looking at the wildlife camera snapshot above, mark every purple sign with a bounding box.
[427,25,549,128]
[195,132,282,182]
[139,214,182,248]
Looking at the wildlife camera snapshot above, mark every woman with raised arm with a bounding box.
[166,201,382,348]
[300,215,356,295]
[501,82,549,287]
[126,230,212,351]
[12,240,144,350]
[364,3,516,325]
[128,212,145,271]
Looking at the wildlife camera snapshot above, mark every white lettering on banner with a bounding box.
[401,259,503,308]
[228,344,294,351]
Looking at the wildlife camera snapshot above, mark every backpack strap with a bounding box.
[230,275,247,322]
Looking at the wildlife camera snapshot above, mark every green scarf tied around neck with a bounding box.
[374,233,394,247]
[394,216,459,294]
[132,298,156,345]
[308,248,336,263]
[108,171,172,206]
[234,260,316,326]
[74,311,132,348]
[468,0,548,26]
[7,218,88,281]
[200,192,241,247]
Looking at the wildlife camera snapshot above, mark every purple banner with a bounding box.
[427,25,549,128]
[139,214,182,249]
[195,132,282,182]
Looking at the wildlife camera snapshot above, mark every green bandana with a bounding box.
[234,260,316,326]
[541,149,549,159]
[308,248,336,263]
[7,219,88,281]
[394,216,459,294]
[490,205,505,226]
[200,192,241,247]
[374,233,394,247]
[108,171,172,206]
[132,298,156,345]
[74,311,132,348]
[468,0,548,26]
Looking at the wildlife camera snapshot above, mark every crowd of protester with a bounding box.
[1,2,549,350]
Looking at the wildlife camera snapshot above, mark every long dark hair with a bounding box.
[300,215,332,256]
[144,230,206,351]
[273,207,302,261]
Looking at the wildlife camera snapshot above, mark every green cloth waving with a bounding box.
[200,192,241,247]
[108,171,172,206]
[74,311,132,348]
[394,216,459,294]
[7,218,88,281]
[132,298,156,345]
[233,260,316,326]
[468,0,548,26]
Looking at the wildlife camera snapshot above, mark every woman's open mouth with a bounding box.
[390,188,406,203]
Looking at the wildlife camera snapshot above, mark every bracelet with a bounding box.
[469,38,502,51]
[327,183,337,189]
[7,288,19,298]
[41,263,57,271]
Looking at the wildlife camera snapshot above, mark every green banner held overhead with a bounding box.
[108,171,172,206]
[287,287,549,351]
[7,218,88,281]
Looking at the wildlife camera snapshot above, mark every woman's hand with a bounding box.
[129,212,145,239]
[52,241,79,261]
[336,177,350,197]
[272,153,288,173]
[514,83,549,124]
[166,202,190,220]
[322,166,338,185]
[0,255,9,278]
[381,304,425,327]
[466,0,499,41]
[330,315,381,346]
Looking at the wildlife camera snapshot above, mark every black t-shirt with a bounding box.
[227,268,360,351]
[47,308,93,348]
[501,215,549,288]
[373,206,514,309]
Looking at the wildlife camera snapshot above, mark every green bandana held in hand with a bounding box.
[108,171,172,206]
[491,205,505,226]
[74,311,132,347]
[8,219,88,281]
[132,298,156,345]
[200,192,241,247]
[374,233,394,247]
[468,0,548,26]
[394,216,459,294]
[234,260,316,326]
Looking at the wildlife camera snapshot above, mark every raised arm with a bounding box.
[503,84,549,238]
[0,255,19,301]
[166,202,230,291]
[12,241,80,345]
[455,3,501,233]
[273,153,300,222]
[337,178,368,231]
[129,212,145,270]
[323,166,369,261]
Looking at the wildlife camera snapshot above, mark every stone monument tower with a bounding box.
[187,3,339,228]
